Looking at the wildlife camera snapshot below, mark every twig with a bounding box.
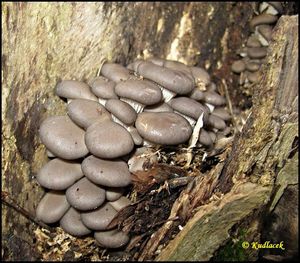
[1,191,52,231]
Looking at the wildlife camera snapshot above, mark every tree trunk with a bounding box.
[1,2,298,261]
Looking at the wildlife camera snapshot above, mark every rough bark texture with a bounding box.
[157,15,298,261]
[1,2,298,261]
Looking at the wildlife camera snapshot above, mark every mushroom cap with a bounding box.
[198,129,213,146]
[247,47,267,59]
[169,97,209,121]
[85,120,134,159]
[207,114,227,130]
[67,99,112,129]
[231,60,246,74]
[36,191,70,224]
[105,99,137,126]
[143,102,174,113]
[190,66,211,87]
[55,80,98,101]
[257,24,273,41]
[249,14,278,31]
[109,196,131,212]
[82,155,132,187]
[105,187,125,201]
[212,107,231,121]
[208,130,217,143]
[36,158,84,190]
[39,116,89,160]
[66,177,106,211]
[189,88,205,101]
[245,61,261,72]
[163,60,193,77]
[147,57,165,67]
[203,91,226,106]
[114,79,162,106]
[81,202,117,231]
[247,71,261,83]
[101,63,130,82]
[246,35,262,48]
[136,61,194,94]
[90,77,118,99]
[60,207,92,236]
[94,229,129,249]
[135,112,192,145]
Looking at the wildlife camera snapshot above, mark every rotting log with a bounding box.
[156,15,298,261]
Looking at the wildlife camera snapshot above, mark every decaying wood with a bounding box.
[156,15,298,261]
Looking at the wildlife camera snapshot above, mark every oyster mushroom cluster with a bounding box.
[36,57,232,248]
[231,2,283,86]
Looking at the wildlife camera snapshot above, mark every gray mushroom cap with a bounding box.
[189,88,205,101]
[247,47,267,59]
[231,60,246,74]
[109,196,131,212]
[190,66,211,87]
[212,108,231,121]
[144,102,174,113]
[94,229,130,249]
[257,24,273,41]
[114,79,162,106]
[66,177,106,211]
[39,115,89,160]
[36,158,83,190]
[36,191,70,224]
[60,207,92,236]
[67,99,112,129]
[85,120,134,159]
[89,77,118,99]
[56,80,98,101]
[245,61,261,72]
[136,61,194,94]
[169,97,209,121]
[246,35,262,48]
[101,63,130,82]
[135,112,192,145]
[249,13,278,31]
[82,155,131,187]
[105,187,125,201]
[207,114,227,130]
[203,91,226,106]
[198,129,214,147]
[81,202,117,231]
[105,99,137,126]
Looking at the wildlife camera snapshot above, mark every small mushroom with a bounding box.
[212,107,231,121]
[207,114,227,130]
[85,120,134,159]
[247,47,268,59]
[114,79,162,113]
[127,126,144,146]
[94,229,130,249]
[67,99,112,129]
[249,13,278,31]
[169,97,209,126]
[189,88,205,101]
[60,207,92,236]
[101,62,131,82]
[231,60,246,74]
[190,66,211,88]
[105,187,125,201]
[36,191,70,224]
[105,99,137,126]
[135,112,192,145]
[247,71,261,83]
[257,24,273,46]
[203,91,226,106]
[89,77,118,105]
[245,61,261,72]
[36,158,83,190]
[135,61,194,101]
[81,155,132,187]
[198,128,213,147]
[39,116,89,160]
[208,130,217,143]
[109,196,131,212]
[246,35,262,48]
[56,80,98,102]
[66,177,106,211]
[81,202,117,231]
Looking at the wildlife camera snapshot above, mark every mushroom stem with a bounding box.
[205,103,215,113]
[159,86,176,102]
[98,98,107,106]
